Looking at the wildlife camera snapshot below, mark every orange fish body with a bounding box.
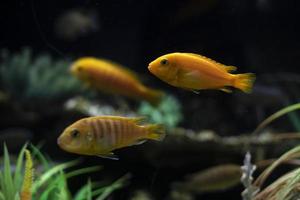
[57,116,165,159]
[71,57,163,104]
[148,53,255,93]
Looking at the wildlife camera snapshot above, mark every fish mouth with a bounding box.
[57,136,65,148]
[70,64,77,75]
[57,134,71,149]
[148,63,154,73]
[57,138,74,153]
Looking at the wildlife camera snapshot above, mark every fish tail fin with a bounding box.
[233,73,256,93]
[145,124,166,141]
[141,87,165,105]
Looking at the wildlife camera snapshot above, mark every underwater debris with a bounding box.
[148,52,255,93]
[0,47,82,107]
[64,96,136,117]
[169,190,194,200]
[140,128,300,168]
[71,57,164,105]
[172,164,242,194]
[130,190,153,200]
[54,8,100,41]
[241,152,259,200]
[138,95,182,129]
[57,116,165,159]
[0,90,8,104]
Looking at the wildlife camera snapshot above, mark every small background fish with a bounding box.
[71,57,164,105]
[172,164,242,194]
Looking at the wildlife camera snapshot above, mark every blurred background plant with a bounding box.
[137,95,182,129]
[64,94,183,129]
[0,47,83,108]
[0,144,129,200]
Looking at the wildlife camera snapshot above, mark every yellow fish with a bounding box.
[148,52,255,93]
[57,116,165,159]
[71,57,164,104]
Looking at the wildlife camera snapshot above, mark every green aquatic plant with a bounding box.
[249,145,300,200]
[138,95,182,129]
[252,102,300,135]
[20,149,33,200]
[238,102,300,200]
[0,47,82,106]
[0,144,129,200]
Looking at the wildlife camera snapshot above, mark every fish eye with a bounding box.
[160,58,169,66]
[70,129,80,138]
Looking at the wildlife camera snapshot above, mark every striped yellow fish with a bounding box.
[148,52,255,93]
[57,116,165,159]
[71,57,164,105]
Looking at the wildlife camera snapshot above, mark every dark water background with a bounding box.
[2,0,300,199]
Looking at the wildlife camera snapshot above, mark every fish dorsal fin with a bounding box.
[97,152,119,160]
[101,58,140,81]
[224,66,237,72]
[185,53,236,72]
[185,53,225,66]
[128,116,147,124]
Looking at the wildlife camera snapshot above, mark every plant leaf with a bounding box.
[2,144,15,200]
[95,173,131,200]
[14,144,28,190]
[87,179,92,200]
[254,145,300,188]
[0,192,5,200]
[65,166,102,179]
[32,159,80,193]
[30,144,50,170]
[252,103,300,135]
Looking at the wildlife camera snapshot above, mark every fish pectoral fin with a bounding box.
[129,117,147,124]
[131,139,147,146]
[184,70,200,80]
[219,87,232,93]
[97,152,119,160]
[181,87,201,94]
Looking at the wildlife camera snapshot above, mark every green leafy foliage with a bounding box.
[252,102,300,135]
[138,95,182,129]
[0,48,82,105]
[0,144,129,200]
[241,103,300,200]
[251,145,300,200]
